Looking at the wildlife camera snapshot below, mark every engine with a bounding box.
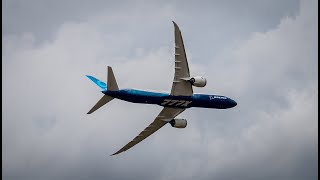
[169,119,187,128]
[189,76,207,87]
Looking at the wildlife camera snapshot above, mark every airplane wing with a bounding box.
[111,107,185,155]
[171,21,193,96]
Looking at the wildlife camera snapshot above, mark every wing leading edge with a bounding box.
[171,21,193,96]
[111,107,185,155]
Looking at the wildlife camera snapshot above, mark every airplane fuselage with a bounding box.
[103,89,237,109]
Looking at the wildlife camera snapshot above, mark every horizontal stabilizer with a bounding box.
[87,95,114,114]
[107,66,119,91]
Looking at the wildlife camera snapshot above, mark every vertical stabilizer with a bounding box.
[86,66,119,114]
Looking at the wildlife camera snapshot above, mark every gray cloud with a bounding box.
[3,0,299,55]
[3,0,317,180]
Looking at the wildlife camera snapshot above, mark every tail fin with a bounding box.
[86,66,119,91]
[86,66,119,114]
[86,75,107,90]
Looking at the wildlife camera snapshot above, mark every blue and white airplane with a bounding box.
[86,21,237,155]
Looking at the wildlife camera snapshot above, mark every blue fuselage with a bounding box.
[103,89,237,109]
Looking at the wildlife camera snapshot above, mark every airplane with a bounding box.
[86,21,237,156]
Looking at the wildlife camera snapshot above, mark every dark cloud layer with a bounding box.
[3,0,317,180]
[3,0,299,55]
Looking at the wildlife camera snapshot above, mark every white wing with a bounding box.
[171,21,193,96]
[111,107,185,155]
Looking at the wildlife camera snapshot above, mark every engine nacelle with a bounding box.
[169,119,187,128]
[189,76,207,87]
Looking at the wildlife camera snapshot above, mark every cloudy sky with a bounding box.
[2,0,318,179]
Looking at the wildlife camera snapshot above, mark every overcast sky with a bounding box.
[2,0,318,180]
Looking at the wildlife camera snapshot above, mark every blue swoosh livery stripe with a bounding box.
[86,75,107,89]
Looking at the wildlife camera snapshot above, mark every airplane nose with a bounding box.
[233,101,237,107]
[230,99,237,107]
